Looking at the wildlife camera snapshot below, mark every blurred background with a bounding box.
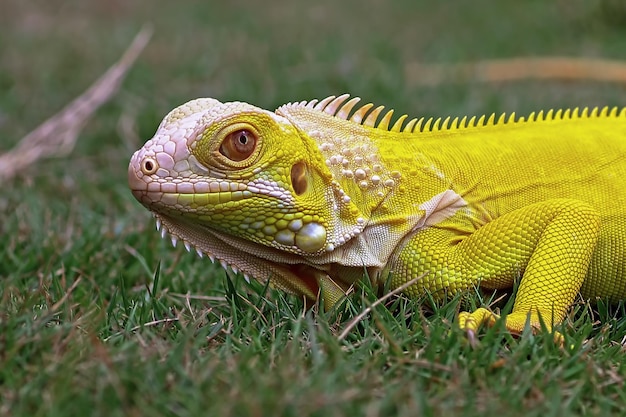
[3,0,626,145]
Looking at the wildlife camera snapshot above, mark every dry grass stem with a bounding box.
[406,57,626,87]
[337,273,427,341]
[0,25,152,180]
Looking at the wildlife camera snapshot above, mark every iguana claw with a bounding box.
[458,307,567,346]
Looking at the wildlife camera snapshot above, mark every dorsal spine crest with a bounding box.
[280,94,626,134]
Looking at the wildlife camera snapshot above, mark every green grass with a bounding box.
[2,0,626,415]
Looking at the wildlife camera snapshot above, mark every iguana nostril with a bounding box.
[141,157,158,175]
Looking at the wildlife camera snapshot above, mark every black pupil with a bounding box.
[238,133,248,145]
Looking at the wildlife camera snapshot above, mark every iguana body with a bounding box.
[128,94,626,336]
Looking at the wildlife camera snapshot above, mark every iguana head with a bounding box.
[129,95,427,302]
[130,97,363,248]
[128,96,385,299]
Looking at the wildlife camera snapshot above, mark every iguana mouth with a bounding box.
[128,156,251,206]
[151,212,329,302]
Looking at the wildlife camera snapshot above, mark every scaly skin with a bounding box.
[128,95,626,337]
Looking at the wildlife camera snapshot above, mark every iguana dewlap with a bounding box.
[128,94,626,336]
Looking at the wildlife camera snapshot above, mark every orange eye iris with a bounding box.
[219,129,258,162]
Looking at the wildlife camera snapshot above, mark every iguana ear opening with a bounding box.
[291,162,309,195]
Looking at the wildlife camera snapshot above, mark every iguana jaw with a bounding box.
[150,211,338,301]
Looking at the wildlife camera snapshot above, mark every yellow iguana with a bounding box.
[128,94,626,338]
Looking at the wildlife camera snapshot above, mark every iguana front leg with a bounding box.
[391,198,600,336]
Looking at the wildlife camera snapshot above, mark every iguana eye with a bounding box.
[219,129,258,162]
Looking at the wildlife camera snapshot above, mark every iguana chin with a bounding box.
[128,94,626,338]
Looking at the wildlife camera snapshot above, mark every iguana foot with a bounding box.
[458,308,564,346]
[458,308,499,346]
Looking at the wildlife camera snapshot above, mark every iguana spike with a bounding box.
[582,107,589,118]
[450,117,459,129]
[363,106,385,127]
[377,109,395,130]
[305,99,319,109]
[591,107,599,117]
[620,107,626,117]
[477,115,486,126]
[415,117,425,132]
[507,112,516,123]
[323,94,351,115]
[336,97,362,120]
[486,114,495,125]
[350,103,374,124]
[546,109,554,120]
[391,114,408,132]
[314,95,336,111]
[537,110,545,121]
[432,118,442,131]
[442,116,452,129]
[403,118,418,133]
[555,109,563,119]
[460,116,468,128]
[609,106,618,117]
[497,113,506,124]
[423,117,434,131]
